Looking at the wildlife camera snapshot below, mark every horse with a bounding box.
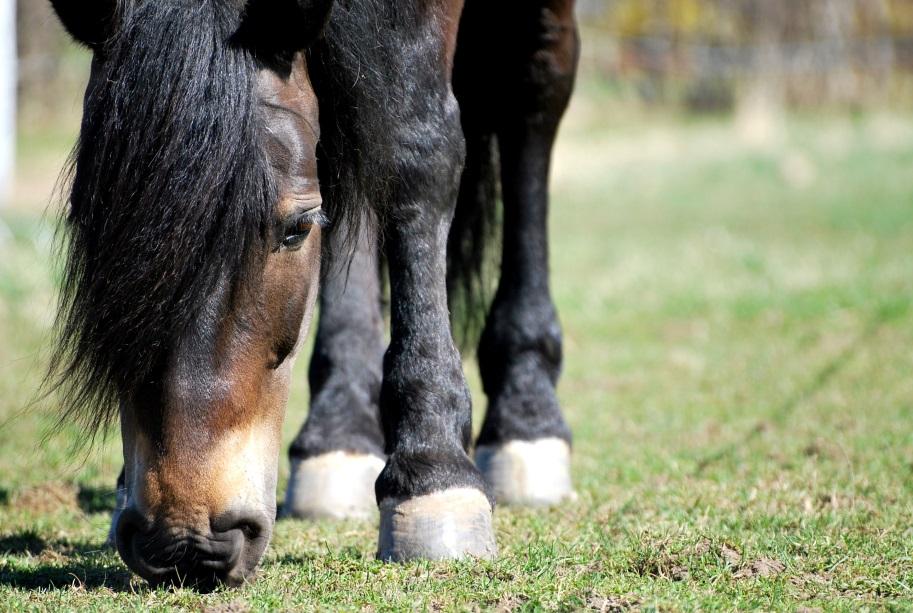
[48,0,579,589]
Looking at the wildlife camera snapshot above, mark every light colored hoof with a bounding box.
[475,438,575,506]
[377,488,497,561]
[282,452,385,520]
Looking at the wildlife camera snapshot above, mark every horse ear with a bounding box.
[49,0,119,49]
[238,0,334,58]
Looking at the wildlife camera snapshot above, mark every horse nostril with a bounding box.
[113,507,271,589]
[114,507,182,586]
[210,509,273,584]
[114,507,149,561]
[211,510,270,541]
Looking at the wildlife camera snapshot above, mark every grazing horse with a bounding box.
[49,0,578,589]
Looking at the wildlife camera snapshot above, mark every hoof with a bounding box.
[475,438,575,506]
[377,488,497,561]
[282,452,385,520]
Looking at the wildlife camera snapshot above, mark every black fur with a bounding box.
[460,0,579,447]
[235,0,334,65]
[293,0,579,501]
[446,131,500,347]
[300,0,580,461]
[305,0,429,248]
[49,0,119,49]
[289,217,386,461]
[47,0,275,438]
[308,0,490,503]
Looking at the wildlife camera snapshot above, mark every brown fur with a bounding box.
[121,54,322,536]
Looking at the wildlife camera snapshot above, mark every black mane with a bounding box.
[48,0,274,437]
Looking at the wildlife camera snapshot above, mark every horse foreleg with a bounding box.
[374,10,496,561]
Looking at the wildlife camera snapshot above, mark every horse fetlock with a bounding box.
[377,488,497,561]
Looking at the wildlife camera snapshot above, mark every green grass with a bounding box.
[2,104,913,610]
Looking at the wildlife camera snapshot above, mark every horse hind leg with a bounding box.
[283,220,386,520]
[460,0,580,506]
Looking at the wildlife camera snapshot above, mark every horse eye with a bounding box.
[281,220,312,250]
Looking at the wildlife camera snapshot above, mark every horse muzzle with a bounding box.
[114,507,272,590]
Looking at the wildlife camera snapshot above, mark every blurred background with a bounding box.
[4,0,913,209]
[5,0,913,184]
[3,0,913,204]
[0,2,912,606]
[581,0,913,112]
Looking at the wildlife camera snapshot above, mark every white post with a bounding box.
[0,0,15,206]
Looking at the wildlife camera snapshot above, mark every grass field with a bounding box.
[1,82,913,610]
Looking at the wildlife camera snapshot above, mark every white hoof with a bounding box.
[475,438,575,506]
[282,452,385,520]
[377,488,497,561]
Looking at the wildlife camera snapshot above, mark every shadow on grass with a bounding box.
[0,530,48,556]
[0,530,133,591]
[77,484,117,514]
[0,562,133,591]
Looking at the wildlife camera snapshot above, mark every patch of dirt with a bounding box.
[11,482,80,514]
[790,571,832,592]
[36,547,69,565]
[733,557,786,579]
[752,421,772,435]
[687,538,743,569]
[202,602,250,613]
[720,544,742,568]
[669,564,690,581]
[629,536,785,584]
[803,442,824,457]
[633,536,721,581]
[631,548,685,581]
[701,540,784,579]
[494,595,528,612]
[690,537,712,557]
[586,595,641,612]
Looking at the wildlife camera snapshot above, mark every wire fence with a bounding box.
[579,29,913,110]
[575,0,913,109]
[11,1,913,117]
[599,35,910,76]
